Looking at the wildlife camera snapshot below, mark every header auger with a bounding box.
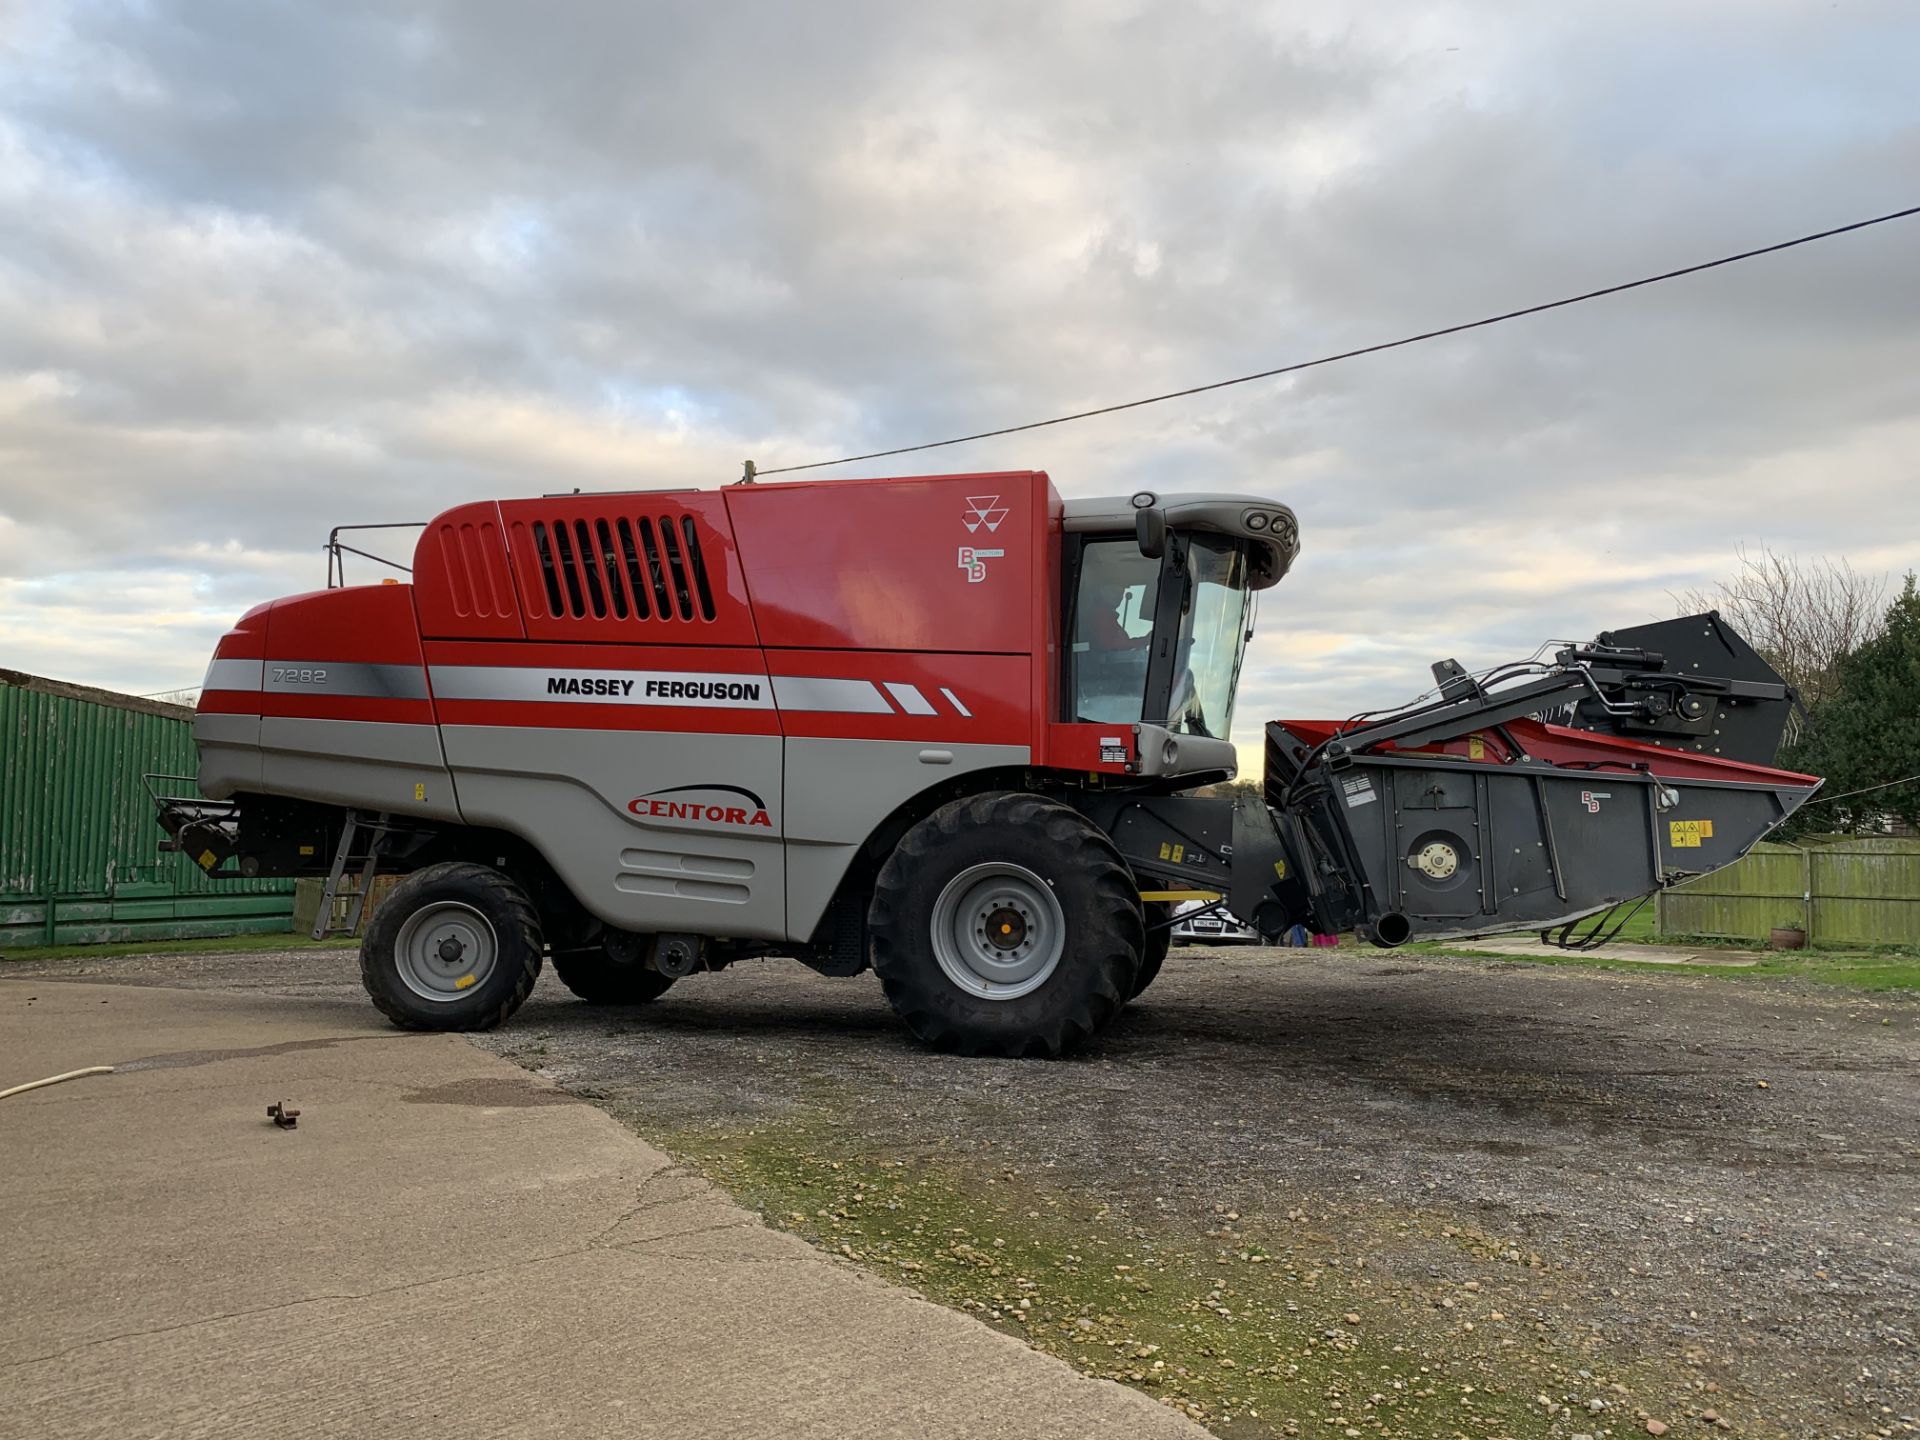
[157,471,1817,1055]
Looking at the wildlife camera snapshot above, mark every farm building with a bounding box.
[1,669,294,949]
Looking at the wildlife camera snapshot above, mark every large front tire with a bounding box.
[869,793,1142,1058]
[360,862,543,1031]
[1128,903,1173,1001]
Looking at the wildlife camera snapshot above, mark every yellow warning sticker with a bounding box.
[1468,735,1486,761]
[414,782,426,802]
[1170,843,1185,864]
[298,844,315,857]
[454,974,477,990]
[1158,842,1171,861]
[1669,819,1715,848]
[1272,858,1288,880]
[197,849,217,870]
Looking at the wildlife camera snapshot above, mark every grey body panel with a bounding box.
[196,657,447,811]
[441,725,788,940]
[257,718,462,822]
[1130,723,1238,783]
[261,661,430,700]
[782,737,1029,941]
[201,658,266,693]
[194,712,263,799]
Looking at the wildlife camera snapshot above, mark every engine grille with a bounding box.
[523,514,718,623]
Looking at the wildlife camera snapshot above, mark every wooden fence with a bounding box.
[1656,836,1920,947]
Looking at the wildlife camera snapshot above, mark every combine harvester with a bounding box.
[156,472,1818,1056]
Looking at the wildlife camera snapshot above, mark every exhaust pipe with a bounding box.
[1365,912,1413,948]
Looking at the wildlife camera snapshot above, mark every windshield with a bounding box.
[1069,539,1162,725]
[1167,536,1251,740]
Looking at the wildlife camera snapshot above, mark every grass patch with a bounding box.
[641,1111,1734,1438]
[0,931,359,964]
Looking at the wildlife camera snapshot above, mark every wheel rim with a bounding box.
[930,862,1066,1002]
[393,901,499,1003]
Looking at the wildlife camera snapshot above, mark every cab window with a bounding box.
[1167,536,1251,741]
[1069,540,1161,725]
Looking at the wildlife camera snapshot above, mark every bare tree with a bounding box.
[1674,547,1886,708]
[143,687,203,709]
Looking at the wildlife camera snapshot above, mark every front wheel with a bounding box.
[869,793,1143,1058]
[1128,903,1173,1001]
[360,862,543,1031]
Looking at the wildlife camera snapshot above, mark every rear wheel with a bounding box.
[869,793,1142,1058]
[551,940,676,1005]
[1128,903,1173,1001]
[360,862,542,1031]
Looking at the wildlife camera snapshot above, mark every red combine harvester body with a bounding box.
[160,470,1819,1055]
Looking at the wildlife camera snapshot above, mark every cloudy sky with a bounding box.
[2,0,1917,773]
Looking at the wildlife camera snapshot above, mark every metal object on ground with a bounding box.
[266,1101,300,1129]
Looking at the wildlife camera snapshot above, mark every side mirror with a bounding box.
[1135,507,1167,559]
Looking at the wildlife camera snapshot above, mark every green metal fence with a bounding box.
[1657,836,1920,947]
[1,670,295,948]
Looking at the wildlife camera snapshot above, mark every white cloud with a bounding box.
[0,0,1915,758]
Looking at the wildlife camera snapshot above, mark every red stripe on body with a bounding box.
[258,693,436,726]
[1278,717,1819,788]
[431,698,780,737]
[197,690,262,716]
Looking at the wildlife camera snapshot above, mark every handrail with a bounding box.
[325,522,426,588]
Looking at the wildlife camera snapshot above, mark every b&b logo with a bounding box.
[957,545,1004,584]
[1580,790,1612,814]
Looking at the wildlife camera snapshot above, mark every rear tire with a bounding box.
[360,862,542,1032]
[551,944,676,1005]
[869,793,1142,1058]
[1129,903,1173,1001]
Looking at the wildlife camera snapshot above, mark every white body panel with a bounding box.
[442,725,790,940]
[782,737,1030,940]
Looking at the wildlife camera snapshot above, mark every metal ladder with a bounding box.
[312,809,390,940]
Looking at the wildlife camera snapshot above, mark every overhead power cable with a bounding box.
[754,202,1920,478]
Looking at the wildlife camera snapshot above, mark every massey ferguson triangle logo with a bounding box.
[628,784,773,829]
[962,495,1009,533]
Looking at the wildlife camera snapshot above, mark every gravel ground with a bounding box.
[12,942,1916,1438]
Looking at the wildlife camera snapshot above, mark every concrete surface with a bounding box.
[0,980,1204,1440]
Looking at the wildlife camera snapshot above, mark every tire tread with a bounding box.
[360,861,543,1032]
[869,793,1141,1058]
